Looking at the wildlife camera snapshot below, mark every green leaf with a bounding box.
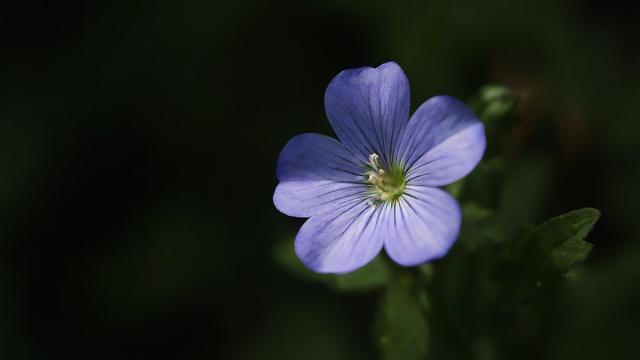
[333,255,390,292]
[468,85,518,147]
[374,275,429,360]
[526,207,600,274]
[494,208,600,300]
[469,85,519,124]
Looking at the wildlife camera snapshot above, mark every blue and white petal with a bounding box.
[383,186,461,266]
[295,199,385,273]
[397,96,486,187]
[324,62,410,164]
[274,133,367,218]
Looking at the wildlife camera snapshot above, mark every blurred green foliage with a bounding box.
[374,273,429,360]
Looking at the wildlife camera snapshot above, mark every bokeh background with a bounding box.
[2,0,639,359]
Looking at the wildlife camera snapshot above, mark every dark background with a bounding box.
[2,0,640,359]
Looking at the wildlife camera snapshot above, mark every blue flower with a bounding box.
[274,62,486,273]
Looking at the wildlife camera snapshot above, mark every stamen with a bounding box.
[364,153,406,206]
[368,154,382,171]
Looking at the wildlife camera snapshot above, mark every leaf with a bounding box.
[469,85,519,123]
[494,208,600,300]
[468,85,519,146]
[374,275,429,360]
[333,255,390,292]
[526,207,600,274]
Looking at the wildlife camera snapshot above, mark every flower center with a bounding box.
[365,154,406,205]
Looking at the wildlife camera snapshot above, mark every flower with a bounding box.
[274,62,486,273]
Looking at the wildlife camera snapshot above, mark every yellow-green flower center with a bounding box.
[365,154,406,205]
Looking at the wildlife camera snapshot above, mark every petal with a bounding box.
[384,186,461,266]
[295,199,385,273]
[397,96,486,187]
[324,62,410,164]
[274,133,367,218]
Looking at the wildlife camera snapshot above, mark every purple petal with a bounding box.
[384,186,461,266]
[295,199,384,273]
[274,133,367,218]
[397,96,486,187]
[324,62,410,164]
